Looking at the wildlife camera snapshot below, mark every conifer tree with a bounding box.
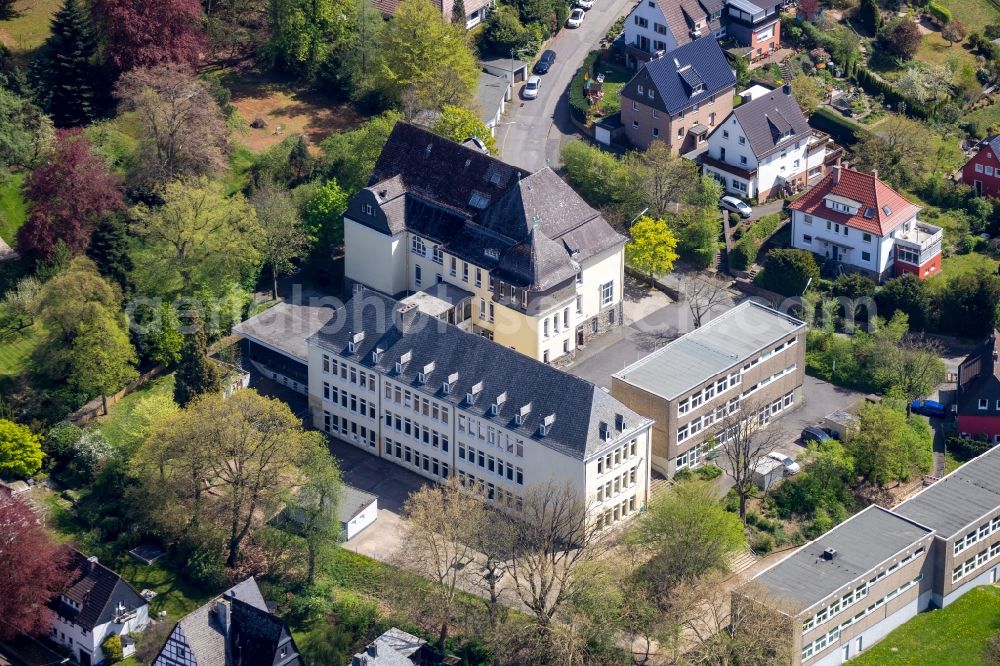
[35,0,99,127]
[87,214,134,292]
[173,315,221,408]
[452,0,466,25]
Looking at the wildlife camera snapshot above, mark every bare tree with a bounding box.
[467,508,516,633]
[717,400,785,521]
[394,479,486,649]
[685,274,731,328]
[508,482,605,629]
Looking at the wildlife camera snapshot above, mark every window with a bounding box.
[450,257,457,277]
[740,155,747,165]
[415,265,422,285]
[633,120,640,129]
[980,398,989,410]
[863,232,872,242]
[411,236,425,255]
[362,203,374,215]
[862,251,871,262]
[677,126,684,139]
[803,234,812,244]
[989,166,996,176]
[432,246,443,264]
[738,136,745,145]
[600,281,614,306]
[576,295,583,313]
[723,130,729,139]
[632,100,639,111]
[637,84,644,95]
[476,268,482,287]
[652,127,659,137]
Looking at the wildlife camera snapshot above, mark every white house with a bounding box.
[48,551,149,666]
[623,0,726,68]
[789,166,942,282]
[702,84,829,202]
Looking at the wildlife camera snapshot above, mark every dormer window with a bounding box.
[469,191,489,209]
[362,204,374,215]
[484,248,500,260]
[637,84,644,95]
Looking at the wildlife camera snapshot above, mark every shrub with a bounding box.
[723,487,740,513]
[810,107,865,145]
[186,548,228,590]
[948,434,995,461]
[102,634,124,664]
[730,235,758,271]
[751,532,774,554]
[756,248,820,296]
[928,1,951,24]
[748,212,783,241]
[673,467,695,481]
[696,464,722,480]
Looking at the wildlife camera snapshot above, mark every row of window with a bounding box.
[677,397,741,444]
[323,411,377,449]
[543,306,573,338]
[803,546,926,632]
[595,439,639,474]
[678,372,741,415]
[977,398,1000,410]
[801,576,923,661]
[323,383,376,418]
[973,162,1000,177]
[596,467,638,503]
[458,415,526,457]
[458,470,522,510]
[897,247,921,265]
[384,411,450,452]
[387,438,450,480]
[954,515,1000,555]
[594,495,638,529]
[458,444,524,485]
[802,214,875,243]
[952,541,1000,583]
[741,363,797,400]
[384,381,450,424]
[741,337,797,373]
[321,355,377,390]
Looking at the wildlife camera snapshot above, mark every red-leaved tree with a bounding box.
[17,129,125,262]
[0,493,72,640]
[798,0,819,21]
[91,0,206,72]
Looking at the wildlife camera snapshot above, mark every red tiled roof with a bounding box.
[788,166,920,236]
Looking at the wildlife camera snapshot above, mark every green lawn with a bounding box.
[964,104,1000,138]
[0,173,26,248]
[0,323,40,376]
[931,252,1000,287]
[917,33,978,70]
[0,0,63,53]
[853,586,1000,665]
[936,0,1000,31]
[91,373,176,448]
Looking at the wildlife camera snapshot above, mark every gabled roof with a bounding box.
[788,166,921,236]
[352,628,429,665]
[307,290,651,461]
[624,37,736,116]
[50,550,147,632]
[956,330,1000,417]
[354,124,624,292]
[653,0,723,46]
[725,86,812,160]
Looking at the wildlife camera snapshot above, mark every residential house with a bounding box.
[611,300,806,477]
[620,36,736,153]
[742,443,1000,665]
[343,122,627,364]
[960,135,1000,197]
[351,628,436,665]
[725,0,782,60]
[372,0,490,28]
[47,550,149,666]
[702,84,830,202]
[623,0,726,67]
[956,330,1000,442]
[788,166,942,281]
[234,289,655,529]
[152,578,303,666]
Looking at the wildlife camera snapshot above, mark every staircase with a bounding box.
[778,58,794,83]
[728,548,759,577]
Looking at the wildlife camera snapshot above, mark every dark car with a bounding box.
[801,426,832,444]
[535,50,557,74]
[911,399,946,418]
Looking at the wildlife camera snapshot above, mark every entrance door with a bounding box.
[576,326,584,347]
[976,180,983,195]
[856,637,863,653]
[991,566,997,583]
[79,650,92,666]
[832,245,840,262]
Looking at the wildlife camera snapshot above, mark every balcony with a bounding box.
[895,221,942,266]
[701,154,757,180]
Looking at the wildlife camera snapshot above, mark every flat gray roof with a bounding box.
[753,505,932,613]
[893,445,1000,538]
[476,72,509,126]
[613,300,805,400]
[400,282,474,318]
[340,484,378,523]
[232,301,334,362]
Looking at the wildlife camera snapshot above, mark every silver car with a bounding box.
[523,76,541,99]
[566,8,585,27]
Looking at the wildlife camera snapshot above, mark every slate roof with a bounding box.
[229,597,303,666]
[623,37,736,116]
[893,444,1000,538]
[613,300,805,400]
[372,0,489,20]
[354,123,624,292]
[752,506,933,613]
[352,628,428,665]
[956,330,1000,417]
[788,166,921,236]
[654,0,723,47]
[50,550,147,632]
[726,86,812,160]
[307,290,651,461]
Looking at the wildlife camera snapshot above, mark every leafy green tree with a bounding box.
[885,18,922,60]
[431,105,498,154]
[32,0,100,127]
[850,115,933,190]
[63,313,139,413]
[790,73,823,113]
[672,205,720,269]
[481,5,532,55]
[626,216,679,284]
[302,178,349,253]
[87,214,133,292]
[0,419,44,478]
[0,87,54,170]
[173,314,221,408]
[832,272,877,299]
[268,0,344,78]
[251,183,312,299]
[560,139,622,211]
[375,0,479,111]
[133,302,184,366]
[936,270,1000,338]
[289,446,341,584]
[848,400,932,488]
[320,111,402,193]
[131,178,261,297]
[757,248,819,296]
[877,273,929,330]
[2,276,41,330]
[774,438,855,520]
[101,633,124,663]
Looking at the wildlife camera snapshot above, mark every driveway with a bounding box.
[496,0,637,171]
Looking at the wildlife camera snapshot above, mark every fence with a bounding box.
[68,365,167,425]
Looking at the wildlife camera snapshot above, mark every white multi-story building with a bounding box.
[343,122,626,365]
[48,550,149,666]
[623,0,726,68]
[789,166,942,282]
[234,291,654,529]
[702,85,832,202]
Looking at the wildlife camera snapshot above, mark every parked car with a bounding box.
[534,49,557,74]
[911,399,946,418]
[576,0,595,8]
[566,8,585,27]
[801,426,832,444]
[523,76,541,99]
[720,195,752,218]
[767,451,802,476]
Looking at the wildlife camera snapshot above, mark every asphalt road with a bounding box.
[496,0,636,172]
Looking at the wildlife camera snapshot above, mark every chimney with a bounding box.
[215,600,231,635]
[782,82,791,95]
[367,643,379,657]
[834,165,842,184]
[871,168,878,180]
[821,547,838,561]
